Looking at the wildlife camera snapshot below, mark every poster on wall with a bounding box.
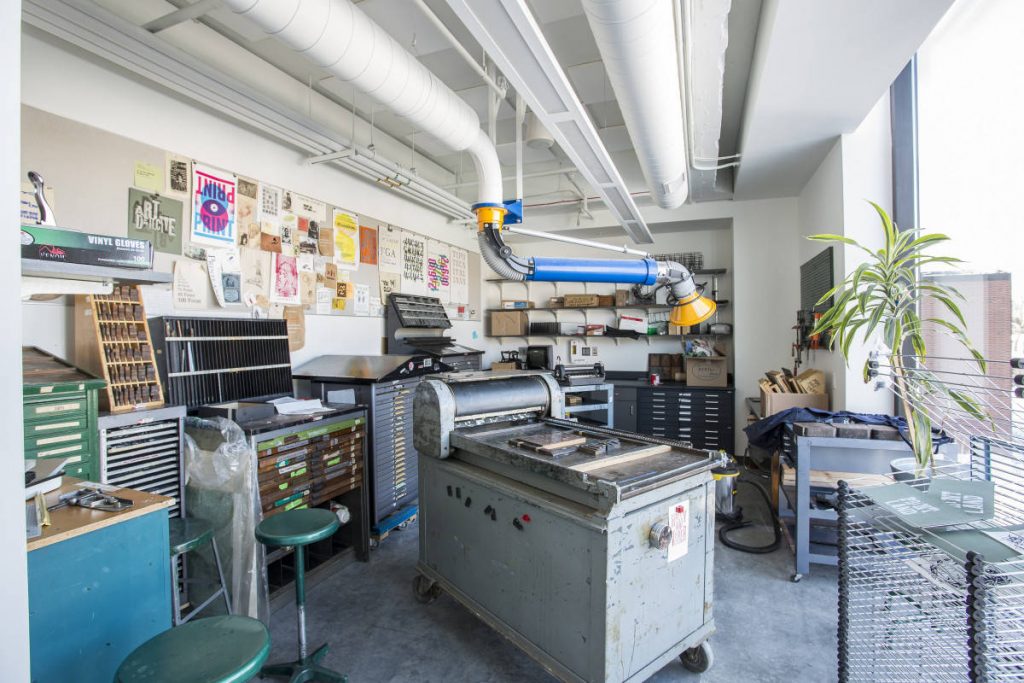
[127,188,183,255]
[294,194,327,224]
[450,247,469,305]
[270,253,300,305]
[378,228,401,271]
[426,239,451,303]
[191,164,237,247]
[165,154,190,198]
[332,208,360,270]
[359,225,378,265]
[240,248,270,306]
[401,232,427,295]
[236,177,260,249]
[172,259,209,309]
[259,183,282,225]
[207,248,242,307]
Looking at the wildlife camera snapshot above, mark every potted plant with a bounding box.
[808,202,986,476]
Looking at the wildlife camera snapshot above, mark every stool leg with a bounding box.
[210,536,232,615]
[295,544,307,662]
[170,553,182,626]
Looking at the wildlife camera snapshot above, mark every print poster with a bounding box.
[127,188,183,255]
[332,209,360,269]
[426,239,451,303]
[191,164,237,246]
[401,232,427,295]
[378,228,401,271]
[270,253,300,305]
[240,248,271,307]
[359,225,378,265]
[258,183,282,226]
[165,154,190,198]
[450,247,469,304]
[236,176,260,249]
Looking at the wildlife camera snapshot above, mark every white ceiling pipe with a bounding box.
[222,0,502,206]
[581,0,690,209]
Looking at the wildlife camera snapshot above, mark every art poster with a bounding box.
[172,259,209,310]
[270,253,301,305]
[378,272,399,303]
[191,164,237,247]
[259,183,282,226]
[450,247,469,304]
[354,283,370,316]
[378,228,401,271]
[324,263,338,291]
[293,194,327,223]
[240,248,271,306]
[207,248,242,307]
[236,176,260,249]
[279,213,298,256]
[316,288,334,315]
[127,188,183,255]
[332,209,360,270]
[318,225,334,257]
[165,154,190,198]
[297,255,316,306]
[401,232,427,295]
[426,239,451,303]
[283,305,306,352]
[359,225,378,265]
[297,217,319,255]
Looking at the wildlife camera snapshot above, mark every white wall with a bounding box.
[795,92,894,414]
[20,31,484,366]
[3,1,30,679]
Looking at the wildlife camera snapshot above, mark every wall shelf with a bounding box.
[22,259,172,285]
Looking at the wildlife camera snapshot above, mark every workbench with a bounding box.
[28,479,173,683]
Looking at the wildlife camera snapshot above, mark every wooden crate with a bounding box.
[76,285,165,413]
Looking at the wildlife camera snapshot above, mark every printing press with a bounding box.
[413,371,717,682]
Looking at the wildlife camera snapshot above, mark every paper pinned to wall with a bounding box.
[240,248,270,305]
[354,283,370,316]
[207,248,242,306]
[133,161,162,193]
[378,228,401,271]
[401,232,427,295]
[127,188,183,255]
[316,287,333,315]
[172,259,210,309]
[165,154,190,198]
[333,208,360,270]
[426,239,451,303]
[379,272,399,303]
[283,305,305,351]
[259,183,282,225]
[191,164,237,246]
[236,176,260,249]
[450,247,469,305]
[294,193,327,223]
[369,296,383,317]
[359,225,377,265]
[270,253,300,305]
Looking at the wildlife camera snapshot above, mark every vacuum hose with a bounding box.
[718,478,782,554]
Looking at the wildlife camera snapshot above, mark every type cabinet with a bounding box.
[629,385,734,451]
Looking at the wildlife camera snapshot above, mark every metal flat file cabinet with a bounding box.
[414,372,717,682]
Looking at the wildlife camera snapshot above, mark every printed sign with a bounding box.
[127,188,183,255]
[667,500,689,562]
[191,164,236,246]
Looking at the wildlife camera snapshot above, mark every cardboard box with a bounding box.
[491,362,519,371]
[668,324,689,335]
[685,356,728,387]
[21,224,154,269]
[795,368,826,394]
[491,310,529,336]
[501,300,534,309]
[578,324,605,336]
[564,294,600,308]
[548,297,564,309]
[597,295,614,307]
[760,386,829,417]
[615,289,630,307]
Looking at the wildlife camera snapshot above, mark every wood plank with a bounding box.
[570,444,670,473]
[781,463,889,489]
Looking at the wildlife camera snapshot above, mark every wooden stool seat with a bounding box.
[116,615,270,683]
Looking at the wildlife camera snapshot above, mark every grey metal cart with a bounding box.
[413,372,718,682]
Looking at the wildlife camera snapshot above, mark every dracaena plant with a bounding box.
[808,202,986,469]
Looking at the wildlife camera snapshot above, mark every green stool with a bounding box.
[256,508,345,683]
[116,615,270,683]
[170,517,231,625]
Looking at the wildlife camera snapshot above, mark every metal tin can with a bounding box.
[649,373,660,386]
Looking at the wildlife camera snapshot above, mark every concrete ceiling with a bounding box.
[733,0,955,200]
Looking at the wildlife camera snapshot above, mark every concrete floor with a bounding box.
[261,480,839,682]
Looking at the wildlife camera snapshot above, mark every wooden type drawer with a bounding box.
[261,483,312,514]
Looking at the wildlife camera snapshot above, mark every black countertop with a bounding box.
[234,402,365,435]
[604,371,733,391]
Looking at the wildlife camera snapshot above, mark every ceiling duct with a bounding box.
[221,0,502,207]
[582,0,690,208]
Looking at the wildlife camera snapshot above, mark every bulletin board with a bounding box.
[20,105,481,321]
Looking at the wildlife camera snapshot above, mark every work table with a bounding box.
[28,478,173,552]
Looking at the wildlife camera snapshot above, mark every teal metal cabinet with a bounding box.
[28,504,171,683]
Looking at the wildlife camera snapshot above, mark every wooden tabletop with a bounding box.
[27,478,173,553]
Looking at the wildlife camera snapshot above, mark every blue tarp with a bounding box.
[744,407,952,453]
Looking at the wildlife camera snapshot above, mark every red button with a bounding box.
[521,514,531,523]
[675,505,685,513]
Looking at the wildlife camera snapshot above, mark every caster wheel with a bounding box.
[369,538,380,550]
[412,574,441,604]
[680,641,713,673]
[398,521,410,530]
[791,573,803,583]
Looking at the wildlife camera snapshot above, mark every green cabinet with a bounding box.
[23,347,105,481]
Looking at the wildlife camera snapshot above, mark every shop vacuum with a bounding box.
[714,453,782,554]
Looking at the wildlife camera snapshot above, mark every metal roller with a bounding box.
[450,376,550,417]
